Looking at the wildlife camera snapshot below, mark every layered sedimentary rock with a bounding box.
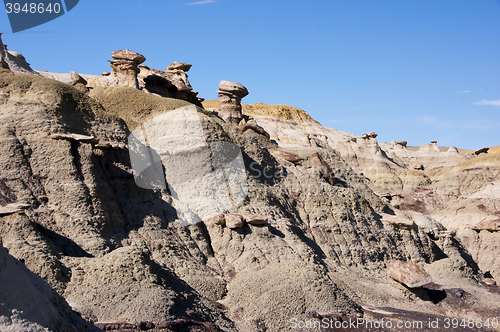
[2,40,500,331]
[0,244,98,332]
[138,61,201,105]
[104,49,146,89]
[0,33,40,75]
[217,81,249,123]
[3,71,499,331]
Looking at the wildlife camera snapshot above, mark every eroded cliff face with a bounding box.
[218,99,500,285]
[1,71,499,332]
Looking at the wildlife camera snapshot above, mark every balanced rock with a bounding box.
[245,215,269,225]
[225,213,244,229]
[218,81,249,124]
[308,152,335,185]
[387,260,432,288]
[219,81,249,98]
[167,62,192,72]
[396,140,407,147]
[271,150,304,163]
[107,49,146,89]
[362,132,378,139]
[111,49,146,64]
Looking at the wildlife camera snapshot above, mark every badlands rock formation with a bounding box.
[217,81,249,124]
[0,33,40,75]
[205,99,500,281]
[0,38,499,331]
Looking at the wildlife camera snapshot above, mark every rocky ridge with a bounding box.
[0,36,499,332]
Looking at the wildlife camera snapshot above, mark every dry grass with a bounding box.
[89,86,193,131]
[453,149,500,169]
[406,146,474,154]
[202,100,318,123]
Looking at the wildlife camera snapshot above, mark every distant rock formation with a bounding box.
[2,38,500,332]
[362,132,378,139]
[0,33,40,75]
[217,80,249,123]
[138,61,201,105]
[104,49,146,89]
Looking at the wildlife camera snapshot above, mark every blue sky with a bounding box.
[1,0,499,150]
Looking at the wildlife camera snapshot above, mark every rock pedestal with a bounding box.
[108,49,146,89]
[218,81,249,124]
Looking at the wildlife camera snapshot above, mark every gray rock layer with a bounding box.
[1,71,499,331]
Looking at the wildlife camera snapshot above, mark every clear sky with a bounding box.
[1,0,499,150]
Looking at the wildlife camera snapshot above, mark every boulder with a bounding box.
[219,81,249,99]
[410,158,424,170]
[70,71,87,85]
[167,62,192,72]
[111,49,146,64]
[225,213,244,229]
[387,260,432,288]
[245,215,269,225]
[209,214,226,226]
[484,278,496,286]
[475,147,489,156]
[271,150,304,163]
[308,152,335,185]
[362,132,377,139]
[396,140,407,147]
[239,123,270,139]
[472,219,500,231]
